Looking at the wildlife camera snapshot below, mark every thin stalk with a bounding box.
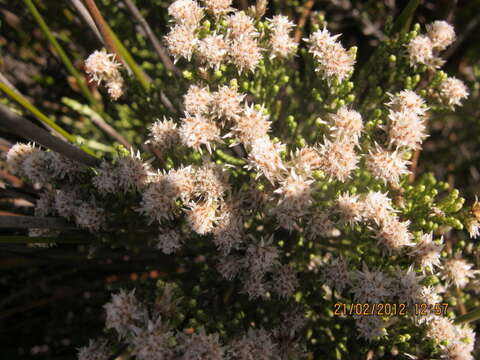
[0,103,99,165]
[454,306,480,324]
[0,80,75,143]
[0,215,74,230]
[22,0,100,109]
[0,235,88,244]
[107,25,151,90]
[123,0,180,77]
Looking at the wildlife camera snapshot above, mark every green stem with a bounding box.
[454,307,480,324]
[22,0,100,109]
[0,81,74,142]
[215,148,246,166]
[0,81,96,157]
[389,0,422,37]
[107,24,151,91]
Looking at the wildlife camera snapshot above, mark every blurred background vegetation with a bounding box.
[1,0,480,358]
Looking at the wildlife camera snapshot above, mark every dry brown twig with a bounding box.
[294,0,315,44]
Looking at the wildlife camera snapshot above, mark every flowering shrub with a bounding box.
[2,0,480,359]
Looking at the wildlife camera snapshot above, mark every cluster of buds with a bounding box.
[85,50,124,100]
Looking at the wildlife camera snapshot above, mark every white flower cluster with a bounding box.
[164,0,297,73]
[406,20,455,69]
[85,50,124,100]
[79,288,302,360]
[306,28,355,82]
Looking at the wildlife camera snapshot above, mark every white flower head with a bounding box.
[386,90,428,116]
[350,263,393,303]
[336,192,364,227]
[387,110,428,150]
[318,138,358,182]
[427,21,455,51]
[226,12,258,38]
[130,316,174,360]
[179,113,221,153]
[164,25,198,63]
[406,34,434,67]
[439,76,469,108]
[366,144,411,185]
[196,33,229,69]
[104,289,143,339]
[306,28,355,82]
[184,84,213,115]
[229,35,263,73]
[85,50,122,85]
[441,253,479,288]
[6,142,38,176]
[168,0,204,27]
[408,233,444,271]
[77,339,110,360]
[329,107,363,144]
[146,118,180,152]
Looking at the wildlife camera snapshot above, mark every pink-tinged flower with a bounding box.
[229,35,263,73]
[336,192,363,227]
[77,339,110,360]
[164,25,198,63]
[408,232,444,271]
[179,113,221,153]
[246,136,286,183]
[329,107,363,144]
[306,28,354,82]
[85,50,121,84]
[321,257,350,293]
[386,90,428,116]
[439,76,469,108]
[6,142,37,176]
[104,289,143,339]
[156,229,182,254]
[196,33,229,69]
[350,263,393,303]
[406,35,434,66]
[366,144,410,185]
[168,0,203,27]
[361,191,395,226]
[185,200,217,235]
[202,0,233,17]
[226,12,258,39]
[387,110,428,150]
[427,21,455,51]
[130,316,174,360]
[441,253,479,288]
[271,264,298,298]
[183,84,213,115]
[211,85,245,121]
[146,118,180,152]
[291,146,322,176]
[317,138,358,182]
[229,104,270,145]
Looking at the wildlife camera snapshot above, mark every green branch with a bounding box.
[22,0,101,110]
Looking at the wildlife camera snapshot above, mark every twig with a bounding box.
[69,0,104,45]
[294,0,314,44]
[0,215,75,230]
[62,97,132,149]
[408,149,420,183]
[82,0,118,58]
[0,104,99,166]
[122,0,180,77]
[22,0,100,109]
